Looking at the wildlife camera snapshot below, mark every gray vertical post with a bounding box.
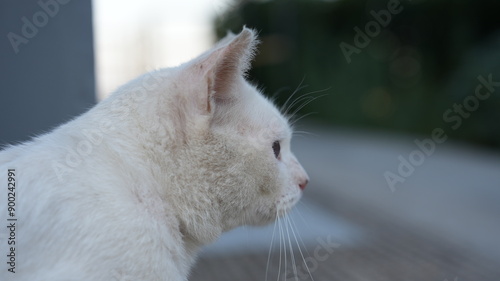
[0,0,95,147]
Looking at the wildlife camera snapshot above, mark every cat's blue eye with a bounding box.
[272,141,281,159]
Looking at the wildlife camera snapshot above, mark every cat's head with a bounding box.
[129,28,308,243]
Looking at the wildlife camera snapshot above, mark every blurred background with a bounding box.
[1,0,500,280]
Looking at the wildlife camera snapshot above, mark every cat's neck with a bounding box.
[50,110,215,268]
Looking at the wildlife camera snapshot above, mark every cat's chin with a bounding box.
[276,191,302,218]
[250,191,302,227]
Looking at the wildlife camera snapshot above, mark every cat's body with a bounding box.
[0,28,308,281]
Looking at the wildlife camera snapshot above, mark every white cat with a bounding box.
[0,28,308,281]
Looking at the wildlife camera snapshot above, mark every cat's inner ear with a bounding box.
[195,28,258,113]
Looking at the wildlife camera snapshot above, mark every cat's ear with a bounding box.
[187,27,259,114]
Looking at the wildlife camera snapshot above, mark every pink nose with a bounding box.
[299,179,308,190]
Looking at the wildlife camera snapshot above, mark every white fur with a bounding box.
[0,28,308,281]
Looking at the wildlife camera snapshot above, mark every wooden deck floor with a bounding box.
[190,193,499,281]
[191,217,499,281]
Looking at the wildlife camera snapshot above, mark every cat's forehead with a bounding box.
[233,82,291,139]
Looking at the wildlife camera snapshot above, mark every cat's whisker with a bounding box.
[265,210,279,281]
[280,76,307,114]
[281,213,288,281]
[295,201,315,229]
[276,209,284,281]
[290,109,317,122]
[285,215,299,281]
[289,112,318,128]
[292,130,318,138]
[297,200,312,211]
[289,206,315,269]
[284,85,331,118]
[288,93,329,120]
[284,93,314,117]
[286,212,315,281]
[290,208,311,251]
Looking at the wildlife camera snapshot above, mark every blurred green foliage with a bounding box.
[215,0,500,148]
